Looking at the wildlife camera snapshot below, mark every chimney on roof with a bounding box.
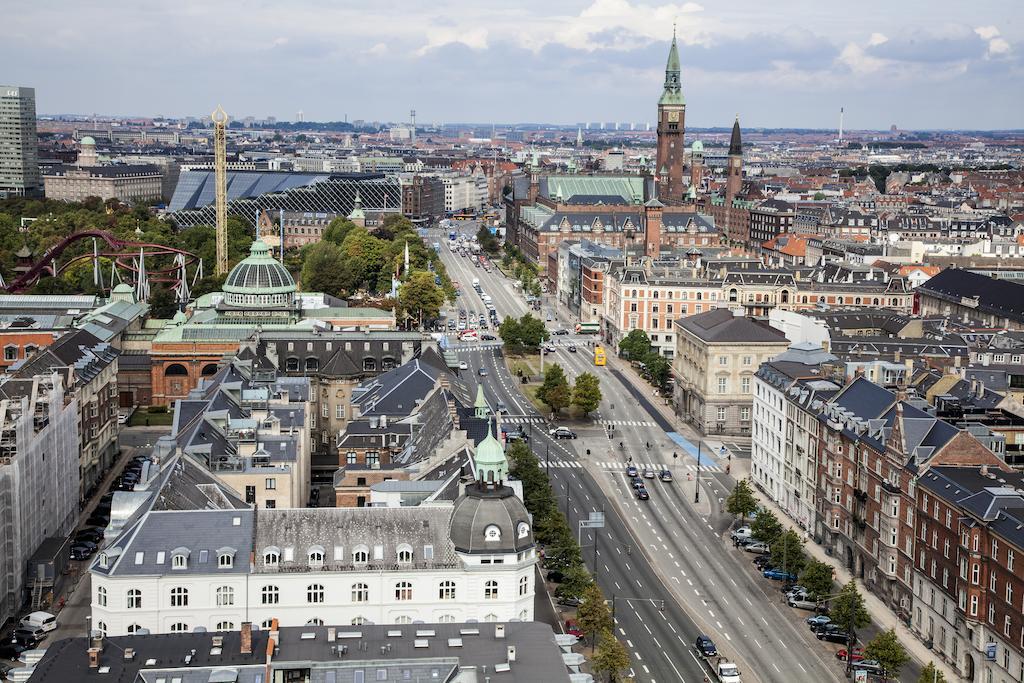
[240,622,252,654]
[981,464,989,478]
[976,381,985,399]
[87,627,104,668]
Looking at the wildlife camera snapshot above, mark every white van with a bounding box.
[19,611,56,633]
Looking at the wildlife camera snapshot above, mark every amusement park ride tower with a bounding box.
[212,105,229,276]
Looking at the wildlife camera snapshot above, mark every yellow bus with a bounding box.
[594,346,607,366]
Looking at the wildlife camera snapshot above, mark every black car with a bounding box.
[0,640,29,660]
[636,487,650,500]
[86,513,110,527]
[75,527,103,544]
[816,629,852,644]
[694,635,718,657]
[481,334,497,341]
[631,476,644,489]
[13,628,44,646]
[71,542,97,560]
[753,555,772,568]
[567,345,577,353]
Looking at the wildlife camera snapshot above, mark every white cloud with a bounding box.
[867,32,888,46]
[974,25,1001,41]
[974,25,1012,58]
[988,37,1011,55]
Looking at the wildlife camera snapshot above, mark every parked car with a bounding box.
[835,647,864,662]
[19,612,56,634]
[565,619,584,638]
[659,470,673,482]
[12,628,43,646]
[763,568,798,581]
[70,543,97,561]
[743,541,770,554]
[787,597,820,611]
[852,660,886,675]
[636,487,650,500]
[753,554,773,568]
[694,635,718,658]
[806,615,832,630]
[549,427,577,439]
[642,468,656,479]
[75,528,103,544]
[0,641,29,661]
[816,629,852,644]
[626,465,638,478]
[557,596,583,608]
[730,526,752,542]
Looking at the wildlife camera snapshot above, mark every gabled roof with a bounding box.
[675,308,789,344]
[918,269,1024,322]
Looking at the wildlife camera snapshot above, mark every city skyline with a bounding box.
[4,0,1022,130]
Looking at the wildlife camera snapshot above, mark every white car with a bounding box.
[459,361,469,370]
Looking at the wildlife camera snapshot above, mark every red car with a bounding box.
[565,619,584,638]
[835,647,865,662]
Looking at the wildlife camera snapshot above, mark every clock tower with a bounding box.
[656,28,685,203]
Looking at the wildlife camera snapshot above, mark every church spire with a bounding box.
[729,115,743,156]
[658,26,684,106]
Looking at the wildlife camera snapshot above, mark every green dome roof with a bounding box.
[80,136,96,146]
[112,283,133,294]
[691,140,704,153]
[224,239,296,295]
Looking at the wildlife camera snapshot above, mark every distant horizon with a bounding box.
[34,112,1024,137]
[5,1,1020,130]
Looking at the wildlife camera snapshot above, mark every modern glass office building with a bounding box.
[0,86,41,198]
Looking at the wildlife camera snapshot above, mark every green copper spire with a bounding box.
[474,383,489,418]
[659,25,685,106]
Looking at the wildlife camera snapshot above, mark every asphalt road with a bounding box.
[433,230,920,683]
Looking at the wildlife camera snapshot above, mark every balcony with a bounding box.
[882,479,901,494]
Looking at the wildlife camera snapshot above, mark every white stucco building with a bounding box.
[90,427,537,636]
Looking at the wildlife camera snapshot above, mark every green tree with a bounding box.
[148,286,179,319]
[572,372,602,416]
[476,225,500,255]
[831,580,872,672]
[554,564,593,601]
[592,629,631,682]
[517,314,548,348]
[725,480,758,523]
[398,271,444,329]
[538,364,571,416]
[864,628,910,680]
[642,352,671,390]
[576,583,612,647]
[769,529,806,576]
[619,329,651,360]
[918,662,947,683]
[300,241,347,296]
[498,316,523,349]
[799,559,835,600]
[377,214,414,241]
[750,508,783,544]
[322,217,357,246]
[338,227,388,292]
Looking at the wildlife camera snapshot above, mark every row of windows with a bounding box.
[103,577,530,608]
[264,543,427,567]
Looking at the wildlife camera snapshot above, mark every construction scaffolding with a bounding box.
[212,105,229,276]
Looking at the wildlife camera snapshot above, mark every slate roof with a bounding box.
[917,269,1024,322]
[14,328,118,386]
[675,308,790,344]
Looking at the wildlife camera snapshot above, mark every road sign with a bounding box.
[579,512,605,529]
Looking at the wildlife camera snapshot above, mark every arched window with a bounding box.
[171,549,189,569]
[170,587,189,607]
[308,546,325,568]
[305,357,319,372]
[353,546,369,564]
[96,586,107,607]
[484,613,498,622]
[201,364,219,376]
[216,586,234,607]
[260,619,275,629]
[351,616,367,626]
[781,290,789,303]
[263,547,280,567]
[218,551,234,569]
[397,545,413,563]
[286,357,299,372]
[261,585,279,605]
[519,576,529,596]
[96,621,107,637]
[439,581,456,601]
[307,584,325,604]
[729,288,738,302]
[438,614,456,623]
[837,296,844,305]
[126,589,142,609]
[395,615,413,625]
[216,621,235,631]
[855,297,862,305]
[126,623,143,634]
[395,581,413,601]
[363,358,376,372]
[352,583,369,603]
[484,580,498,600]
[164,363,188,377]
[307,618,324,626]
[170,622,189,633]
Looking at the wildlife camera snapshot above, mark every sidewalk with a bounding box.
[731,456,957,682]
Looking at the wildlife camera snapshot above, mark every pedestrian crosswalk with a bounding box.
[596,419,657,428]
[596,461,723,473]
[542,460,583,468]
[502,415,547,425]
[452,342,503,352]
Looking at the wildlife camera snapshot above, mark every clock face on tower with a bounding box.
[667,111,679,123]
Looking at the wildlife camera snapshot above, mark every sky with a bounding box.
[5,0,1022,130]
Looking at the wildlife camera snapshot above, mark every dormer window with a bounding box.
[308,545,325,568]
[170,547,190,570]
[98,553,109,569]
[484,525,501,542]
[397,544,413,564]
[263,546,281,567]
[217,547,236,569]
[353,546,369,564]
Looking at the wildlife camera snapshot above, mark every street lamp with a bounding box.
[695,440,702,504]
